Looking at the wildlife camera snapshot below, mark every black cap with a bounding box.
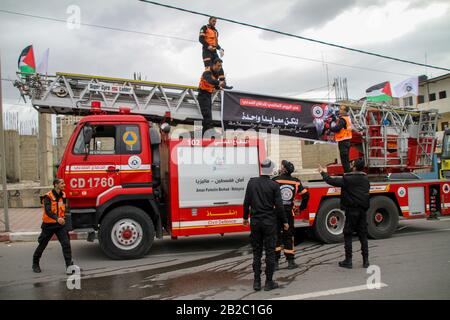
[282,160,294,174]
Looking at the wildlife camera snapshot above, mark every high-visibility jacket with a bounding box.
[201,25,218,48]
[199,70,219,93]
[335,115,352,141]
[42,190,66,223]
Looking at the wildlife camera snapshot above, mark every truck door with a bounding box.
[66,123,121,208]
[118,124,151,186]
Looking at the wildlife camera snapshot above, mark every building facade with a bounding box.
[399,73,450,131]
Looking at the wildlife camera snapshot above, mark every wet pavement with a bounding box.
[1,218,450,300]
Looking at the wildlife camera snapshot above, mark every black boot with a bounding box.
[264,280,279,291]
[253,277,261,291]
[66,261,74,275]
[287,259,298,270]
[339,256,352,269]
[363,256,370,268]
[32,262,41,273]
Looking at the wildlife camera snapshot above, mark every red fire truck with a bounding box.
[16,72,450,259]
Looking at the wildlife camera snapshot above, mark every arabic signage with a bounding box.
[177,146,259,208]
[88,82,134,94]
[221,90,338,141]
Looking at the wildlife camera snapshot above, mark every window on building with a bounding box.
[439,91,447,99]
[403,96,413,107]
[441,122,448,131]
[418,95,425,104]
[429,93,436,101]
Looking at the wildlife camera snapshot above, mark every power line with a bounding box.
[0,9,196,43]
[260,51,415,77]
[139,0,450,72]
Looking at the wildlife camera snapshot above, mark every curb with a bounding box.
[0,231,89,242]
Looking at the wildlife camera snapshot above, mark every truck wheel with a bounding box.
[99,206,155,260]
[314,198,345,243]
[367,196,399,239]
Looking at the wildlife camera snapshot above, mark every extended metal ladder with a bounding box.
[14,72,222,124]
[346,101,439,170]
[415,109,439,166]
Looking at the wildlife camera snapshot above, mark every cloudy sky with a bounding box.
[1,0,449,123]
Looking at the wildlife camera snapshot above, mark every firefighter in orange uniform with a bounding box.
[199,17,232,90]
[327,105,353,173]
[32,178,73,274]
[199,16,223,69]
[273,160,310,270]
[198,58,225,135]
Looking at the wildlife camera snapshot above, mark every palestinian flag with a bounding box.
[366,81,392,102]
[18,45,36,74]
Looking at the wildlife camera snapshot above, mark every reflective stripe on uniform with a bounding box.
[335,116,352,141]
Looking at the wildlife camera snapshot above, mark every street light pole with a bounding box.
[0,52,10,232]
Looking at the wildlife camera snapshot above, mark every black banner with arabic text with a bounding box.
[221,90,337,141]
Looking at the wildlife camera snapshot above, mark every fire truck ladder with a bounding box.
[14,72,222,124]
[415,109,439,166]
[347,101,439,169]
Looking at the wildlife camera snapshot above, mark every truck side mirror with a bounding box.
[149,127,161,145]
[83,125,93,145]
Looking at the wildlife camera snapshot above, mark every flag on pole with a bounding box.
[36,48,50,75]
[17,45,36,74]
[366,81,392,102]
[393,76,419,97]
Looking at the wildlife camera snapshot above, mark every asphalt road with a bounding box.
[0,218,449,300]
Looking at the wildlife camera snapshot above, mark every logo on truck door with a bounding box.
[397,187,406,197]
[128,155,142,169]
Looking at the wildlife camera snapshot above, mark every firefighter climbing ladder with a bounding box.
[14,72,222,123]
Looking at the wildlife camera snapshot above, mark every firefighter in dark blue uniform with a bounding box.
[243,159,288,291]
[319,159,370,268]
[273,160,310,270]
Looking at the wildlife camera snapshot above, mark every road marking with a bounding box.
[394,228,450,238]
[270,283,388,300]
[400,217,450,223]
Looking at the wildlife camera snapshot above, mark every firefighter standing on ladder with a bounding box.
[328,105,353,173]
[273,160,310,270]
[198,58,225,135]
[199,17,224,69]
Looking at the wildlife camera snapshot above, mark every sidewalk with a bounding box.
[0,208,88,242]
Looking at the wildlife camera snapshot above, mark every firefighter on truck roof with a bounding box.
[326,105,353,173]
